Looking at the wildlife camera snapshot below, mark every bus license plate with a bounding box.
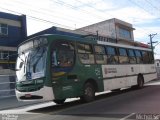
[25,94,31,98]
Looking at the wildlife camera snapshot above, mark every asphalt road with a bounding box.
[1,80,160,120]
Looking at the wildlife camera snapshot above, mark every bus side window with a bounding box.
[106,46,119,64]
[57,50,74,67]
[142,51,150,64]
[148,52,154,64]
[52,41,75,67]
[135,50,143,64]
[77,43,95,64]
[94,45,107,64]
[128,49,136,64]
[118,48,129,64]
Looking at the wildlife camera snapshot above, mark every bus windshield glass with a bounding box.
[16,38,48,81]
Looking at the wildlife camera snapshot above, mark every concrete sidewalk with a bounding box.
[0,96,39,110]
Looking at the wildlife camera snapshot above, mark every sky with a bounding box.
[0,0,160,58]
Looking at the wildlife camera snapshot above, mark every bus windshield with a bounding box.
[16,46,47,81]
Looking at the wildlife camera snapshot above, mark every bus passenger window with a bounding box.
[77,43,95,64]
[79,54,94,64]
[106,46,119,64]
[94,45,107,64]
[57,50,74,67]
[52,41,75,68]
[142,51,150,64]
[135,50,143,64]
[148,52,154,64]
[118,48,129,64]
[128,49,136,64]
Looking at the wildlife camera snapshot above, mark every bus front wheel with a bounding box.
[81,82,95,102]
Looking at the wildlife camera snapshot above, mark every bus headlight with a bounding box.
[36,79,43,84]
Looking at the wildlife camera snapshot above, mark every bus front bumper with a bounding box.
[15,86,55,101]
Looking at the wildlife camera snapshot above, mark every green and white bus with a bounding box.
[15,34,157,104]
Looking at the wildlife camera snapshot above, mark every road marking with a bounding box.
[120,113,135,120]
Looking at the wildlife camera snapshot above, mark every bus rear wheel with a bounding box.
[53,99,65,104]
[137,75,144,88]
[81,82,95,102]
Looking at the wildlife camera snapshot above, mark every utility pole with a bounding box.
[148,33,157,59]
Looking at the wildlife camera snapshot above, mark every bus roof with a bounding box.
[19,34,152,51]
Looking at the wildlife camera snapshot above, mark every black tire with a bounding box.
[81,82,95,102]
[111,88,121,92]
[53,99,65,104]
[137,75,144,89]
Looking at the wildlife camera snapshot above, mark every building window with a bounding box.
[157,63,159,67]
[0,23,8,35]
[0,51,9,60]
[119,27,131,39]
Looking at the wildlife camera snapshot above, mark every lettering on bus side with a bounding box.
[104,68,117,74]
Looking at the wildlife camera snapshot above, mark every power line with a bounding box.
[6,0,113,30]
[51,0,107,20]
[0,6,101,36]
[11,0,96,24]
[80,0,158,36]
[129,0,153,16]
[2,0,95,27]
[145,0,160,11]
[0,6,75,29]
[1,1,158,55]
[129,0,160,35]
[74,0,110,13]
[129,0,159,16]
[1,0,158,42]
[65,0,154,38]
[154,41,160,47]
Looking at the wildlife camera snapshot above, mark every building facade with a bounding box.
[0,12,27,69]
[29,18,136,47]
[76,18,135,42]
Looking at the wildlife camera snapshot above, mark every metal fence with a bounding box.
[0,75,16,99]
